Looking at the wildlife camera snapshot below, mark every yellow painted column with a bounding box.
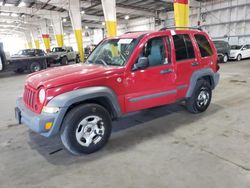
[173,0,189,28]
[51,12,64,47]
[34,40,40,49]
[42,34,50,52]
[69,0,84,62]
[74,30,84,62]
[24,32,33,49]
[55,34,64,47]
[105,21,117,37]
[28,42,33,49]
[101,0,117,37]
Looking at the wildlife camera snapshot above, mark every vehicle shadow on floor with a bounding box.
[0,71,26,79]
[28,103,223,165]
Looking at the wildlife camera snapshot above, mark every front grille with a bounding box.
[23,85,37,111]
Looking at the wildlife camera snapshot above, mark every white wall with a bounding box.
[189,0,250,45]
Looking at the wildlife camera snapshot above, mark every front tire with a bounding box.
[60,104,112,155]
[223,54,228,63]
[186,79,212,114]
[237,54,242,61]
[61,57,68,65]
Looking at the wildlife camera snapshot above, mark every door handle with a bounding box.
[160,69,173,74]
[191,62,199,67]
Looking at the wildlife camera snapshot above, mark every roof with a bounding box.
[118,31,150,39]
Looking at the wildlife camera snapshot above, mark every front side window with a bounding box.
[173,34,195,61]
[195,34,213,57]
[52,47,66,52]
[18,49,35,56]
[136,37,169,67]
[230,45,242,50]
[87,38,137,66]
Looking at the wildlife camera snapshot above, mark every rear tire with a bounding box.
[60,104,112,155]
[75,56,80,63]
[29,62,42,73]
[186,79,212,114]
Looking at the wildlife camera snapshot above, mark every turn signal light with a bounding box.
[45,122,53,130]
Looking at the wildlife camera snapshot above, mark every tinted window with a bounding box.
[230,45,242,50]
[137,37,169,66]
[173,34,195,61]
[37,50,45,56]
[245,45,250,49]
[195,34,213,57]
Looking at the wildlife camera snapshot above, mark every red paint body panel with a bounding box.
[23,29,218,115]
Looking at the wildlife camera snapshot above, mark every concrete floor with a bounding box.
[1,60,250,188]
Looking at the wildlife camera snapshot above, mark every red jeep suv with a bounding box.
[15,28,220,155]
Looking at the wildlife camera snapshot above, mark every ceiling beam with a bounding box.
[0,5,68,19]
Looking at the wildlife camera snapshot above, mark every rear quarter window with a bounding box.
[195,34,213,57]
[173,34,195,62]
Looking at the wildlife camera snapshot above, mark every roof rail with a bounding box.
[124,31,147,34]
[159,26,202,31]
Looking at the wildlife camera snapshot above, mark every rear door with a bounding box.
[124,35,177,112]
[171,33,200,99]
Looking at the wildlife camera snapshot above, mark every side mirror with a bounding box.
[133,57,149,71]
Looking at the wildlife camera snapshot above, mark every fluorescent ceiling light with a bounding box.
[62,18,67,22]
[18,2,26,7]
[0,12,10,16]
[81,10,85,14]
[85,26,88,29]
[5,3,14,7]
[102,22,105,26]
[124,15,130,20]
[11,13,19,17]
[6,20,14,24]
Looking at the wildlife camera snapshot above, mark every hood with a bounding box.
[26,64,125,89]
[11,54,28,58]
[230,49,240,53]
[48,52,65,56]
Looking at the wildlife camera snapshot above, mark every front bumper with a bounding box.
[15,97,67,137]
[229,54,237,59]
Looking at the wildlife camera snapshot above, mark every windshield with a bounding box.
[17,49,34,56]
[231,45,242,50]
[213,41,226,48]
[86,38,137,66]
[52,47,66,52]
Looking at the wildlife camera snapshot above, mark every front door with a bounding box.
[242,45,250,59]
[124,36,176,113]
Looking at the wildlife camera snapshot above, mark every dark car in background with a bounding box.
[11,49,46,58]
[213,40,230,63]
[6,49,48,73]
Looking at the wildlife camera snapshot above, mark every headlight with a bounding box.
[42,106,60,114]
[38,89,46,104]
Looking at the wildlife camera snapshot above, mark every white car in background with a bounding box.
[230,44,250,61]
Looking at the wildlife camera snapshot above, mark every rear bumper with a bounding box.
[15,97,67,137]
[214,72,220,88]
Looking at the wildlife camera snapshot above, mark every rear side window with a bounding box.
[195,34,213,57]
[173,34,195,62]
